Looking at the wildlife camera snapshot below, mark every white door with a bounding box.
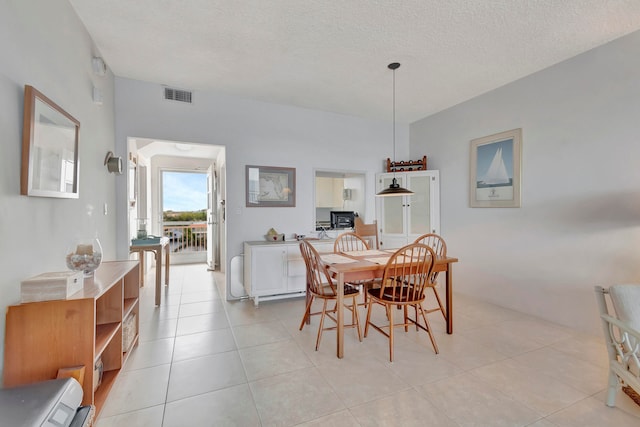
[206,165,217,269]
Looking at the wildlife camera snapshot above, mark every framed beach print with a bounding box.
[245,165,296,207]
[469,128,522,208]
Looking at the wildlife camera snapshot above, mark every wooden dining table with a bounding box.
[322,249,459,359]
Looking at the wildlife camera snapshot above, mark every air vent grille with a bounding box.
[164,87,192,103]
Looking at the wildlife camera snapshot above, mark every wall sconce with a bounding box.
[104,151,123,174]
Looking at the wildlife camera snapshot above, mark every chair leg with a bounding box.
[388,304,394,362]
[299,295,315,331]
[316,299,328,351]
[417,303,439,354]
[606,371,618,407]
[351,297,362,342]
[364,295,373,337]
[403,305,409,332]
[431,286,446,318]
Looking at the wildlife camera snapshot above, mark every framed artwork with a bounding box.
[469,128,522,208]
[21,85,80,198]
[245,165,296,207]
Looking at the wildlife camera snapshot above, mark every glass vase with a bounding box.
[66,237,103,277]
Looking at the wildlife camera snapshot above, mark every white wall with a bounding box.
[0,1,117,374]
[114,78,409,298]
[411,30,640,335]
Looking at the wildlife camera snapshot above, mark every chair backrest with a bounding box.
[414,233,447,256]
[414,233,446,284]
[354,217,379,249]
[299,240,336,297]
[379,243,435,303]
[334,232,369,253]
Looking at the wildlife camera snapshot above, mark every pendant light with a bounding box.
[376,62,414,197]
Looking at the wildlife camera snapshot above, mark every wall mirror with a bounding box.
[21,85,80,198]
[314,169,366,230]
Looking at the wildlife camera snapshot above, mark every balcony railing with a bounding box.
[162,222,207,253]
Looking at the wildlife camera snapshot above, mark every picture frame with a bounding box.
[21,85,80,198]
[469,128,522,208]
[246,165,296,207]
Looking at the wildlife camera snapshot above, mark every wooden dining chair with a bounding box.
[414,233,447,320]
[364,242,438,361]
[354,217,379,249]
[333,232,369,253]
[334,232,378,307]
[298,240,362,350]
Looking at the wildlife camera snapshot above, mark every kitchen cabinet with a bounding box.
[316,177,344,208]
[243,240,335,306]
[376,170,440,249]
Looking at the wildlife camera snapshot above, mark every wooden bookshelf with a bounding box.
[3,261,140,417]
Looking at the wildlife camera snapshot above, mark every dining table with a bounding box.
[321,248,459,359]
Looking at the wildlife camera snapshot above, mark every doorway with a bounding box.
[127,137,225,272]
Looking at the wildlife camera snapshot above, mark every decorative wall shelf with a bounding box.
[386,155,427,173]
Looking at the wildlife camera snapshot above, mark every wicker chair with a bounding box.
[298,240,362,350]
[595,284,640,408]
[364,243,438,361]
[413,233,447,320]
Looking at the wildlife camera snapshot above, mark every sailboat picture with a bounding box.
[470,128,522,207]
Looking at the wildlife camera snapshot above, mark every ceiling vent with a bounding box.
[164,87,192,104]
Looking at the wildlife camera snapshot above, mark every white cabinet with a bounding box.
[243,240,334,306]
[316,177,344,208]
[375,170,440,249]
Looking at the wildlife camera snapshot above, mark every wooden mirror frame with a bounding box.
[21,85,80,198]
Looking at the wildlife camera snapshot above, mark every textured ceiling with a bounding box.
[69,0,640,123]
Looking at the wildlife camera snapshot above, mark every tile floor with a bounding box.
[95,263,640,426]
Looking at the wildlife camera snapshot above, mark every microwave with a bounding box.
[330,211,355,229]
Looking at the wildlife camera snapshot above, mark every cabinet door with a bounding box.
[406,171,440,240]
[250,246,287,295]
[378,174,406,236]
[286,246,306,292]
[376,171,440,249]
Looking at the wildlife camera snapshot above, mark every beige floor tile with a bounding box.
[123,337,175,371]
[295,409,361,427]
[163,384,261,427]
[249,367,345,426]
[232,320,291,349]
[316,354,410,407]
[167,351,246,402]
[175,311,229,335]
[178,290,220,304]
[349,388,459,427]
[99,364,170,418]
[545,395,640,426]
[549,333,609,368]
[239,339,313,381]
[417,372,542,426]
[511,347,606,395]
[224,299,282,326]
[470,358,588,415]
[138,318,178,342]
[459,322,548,358]
[137,303,180,323]
[178,299,225,317]
[93,405,164,427]
[172,328,237,361]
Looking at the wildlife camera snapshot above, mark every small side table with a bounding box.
[130,237,170,306]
